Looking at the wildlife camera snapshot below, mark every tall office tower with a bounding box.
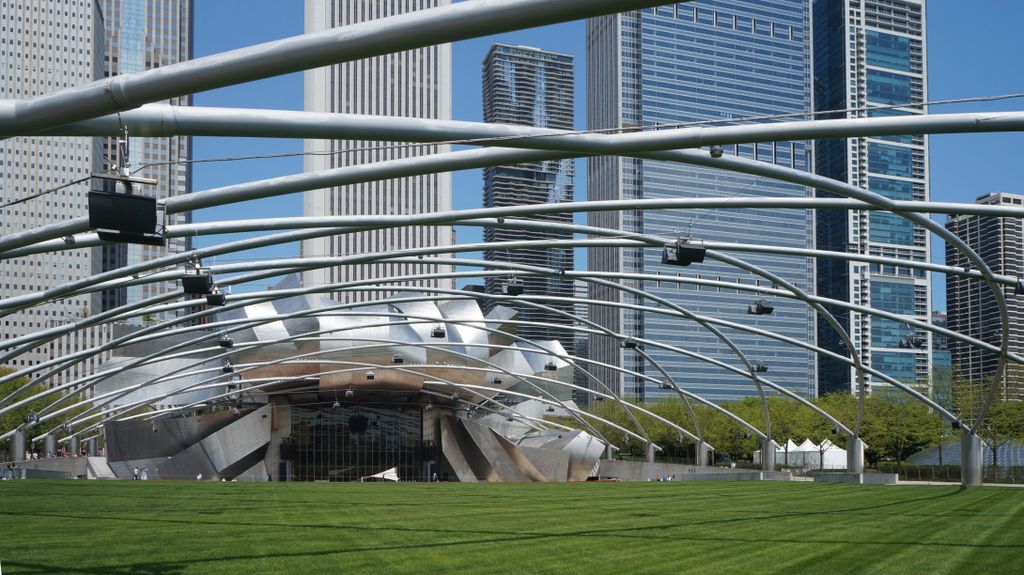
[945,193,1024,415]
[481,44,576,355]
[97,0,194,315]
[587,3,816,403]
[1,1,105,379]
[303,0,453,302]
[0,1,192,387]
[813,0,932,397]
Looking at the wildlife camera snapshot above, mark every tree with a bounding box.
[859,395,942,466]
[0,368,53,457]
[0,367,95,458]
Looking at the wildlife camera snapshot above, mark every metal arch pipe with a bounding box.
[32,104,1024,142]
[0,240,795,444]
[3,236,1012,420]
[2,283,824,443]
[33,321,707,451]
[34,295,775,442]
[0,237,991,425]
[0,107,1015,384]
[4,212,1015,368]
[8,212,1022,295]
[706,250,868,434]
[8,275,779,449]
[0,0,678,135]
[0,228,816,372]
[660,150,1010,429]
[13,276,825,440]
[5,109,1024,256]
[6,216,1015,419]
[43,290,711,451]
[632,346,701,437]
[17,295,651,447]
[0,199,991,431]
[12,198,1024,262]
[32,313,767,444]
[584,276,773,442]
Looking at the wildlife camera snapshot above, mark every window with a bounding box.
[866,30,912,71]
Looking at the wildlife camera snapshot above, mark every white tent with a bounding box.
[755,439,848,470]
[360,467,400,482]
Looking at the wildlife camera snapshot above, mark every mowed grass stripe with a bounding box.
[2,481,1024,574]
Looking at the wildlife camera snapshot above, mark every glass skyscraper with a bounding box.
[813,0,932,396]
[98,0,194,316]
[587,2,816,403]
[481,44,576,356]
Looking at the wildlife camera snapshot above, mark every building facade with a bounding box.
[96,0,194,316]
[813,0,932,397]
[302,0,453,302]
[945,193,1024,414]
[481,44,576,355]
[0,0,192,387]
[587,2,817,403]
[929,310,952,408]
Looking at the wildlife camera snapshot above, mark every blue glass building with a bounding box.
[587,2,816,403]
[813,0,932,396]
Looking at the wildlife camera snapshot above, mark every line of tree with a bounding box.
[567,390,1024,466]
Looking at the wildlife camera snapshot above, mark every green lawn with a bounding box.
[1,480,1022,574]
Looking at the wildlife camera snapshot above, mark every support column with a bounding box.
[846,436,865,474]
[69,436,81,457]
[761,438,778,471]
[695,440,711,467]
[87,438,98,457]
[961,432,983,487]
[645,441,656,463]
[44,435,56,458]
[604,443,615,461]
[9,429,25,461]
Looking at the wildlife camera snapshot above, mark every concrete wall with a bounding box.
[597,460,771,482]
[813,472,899,485]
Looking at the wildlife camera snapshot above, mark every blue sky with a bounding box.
[191,2,1024,306]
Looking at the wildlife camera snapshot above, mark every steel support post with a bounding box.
[961,432,983,486]
[695,440,711,467]
[761,438,779,472]
[69,436,80,457]
[44,434,56,458]
[9,428,25,461]
[846,436,865,474]
[87,438,98,457]
[645,441,656,463]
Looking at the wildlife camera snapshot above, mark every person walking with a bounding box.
[133,466,140,480]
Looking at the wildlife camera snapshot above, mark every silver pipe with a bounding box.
[0,0,676,135]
